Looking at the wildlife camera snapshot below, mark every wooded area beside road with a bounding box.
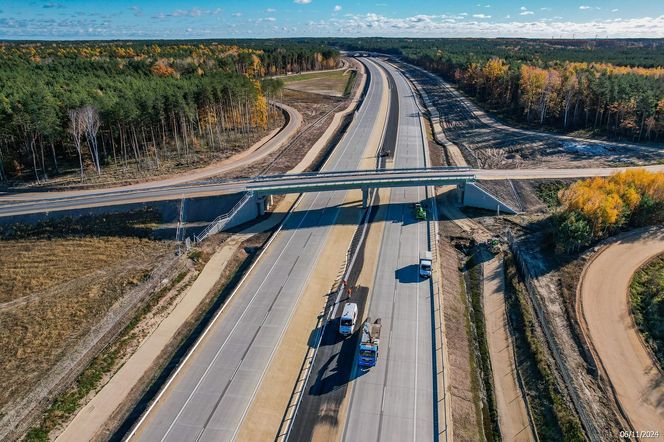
[0,41,339,185]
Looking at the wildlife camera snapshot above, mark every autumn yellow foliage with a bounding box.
[559,169,664,234]
[151,62,177,78]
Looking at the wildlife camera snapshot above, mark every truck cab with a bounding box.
[419,251,433,278]
[339,302,358,336]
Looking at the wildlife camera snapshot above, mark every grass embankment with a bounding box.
[0,210,174,438]
[284,68,356,97]
[504,254,585,441]
[25,270,189,441]
[630,254,664,369]
[464,253,500,442]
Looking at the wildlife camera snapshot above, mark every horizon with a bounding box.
[3,36,664,42]
[1,0,663,40]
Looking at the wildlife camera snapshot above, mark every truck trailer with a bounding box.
[358,317,382,368]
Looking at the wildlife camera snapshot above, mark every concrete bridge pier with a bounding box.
[257,195,274,216]
[361,187,369,208]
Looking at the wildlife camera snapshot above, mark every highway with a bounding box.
[285,56,440,442]
[340,58,438,441]
[2,55,663,441]
[284,56,400,441]
[127,57,389,441]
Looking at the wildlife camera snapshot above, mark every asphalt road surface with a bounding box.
[127,58,388,442]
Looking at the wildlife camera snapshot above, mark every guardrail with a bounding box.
[250,165,473,182]
[276,186,377,442]
[193,191,254,243]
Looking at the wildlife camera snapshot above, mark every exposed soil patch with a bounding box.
[437,212,485,441]
[397,60,664,170]
[466,199,626,438]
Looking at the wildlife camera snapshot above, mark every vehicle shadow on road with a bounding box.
[308,329,367,397]
[395,264,421,283]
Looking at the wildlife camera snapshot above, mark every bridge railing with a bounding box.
[194,191,254,243]
[250,165,473,182]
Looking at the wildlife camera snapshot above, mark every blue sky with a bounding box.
[1,0,663,39]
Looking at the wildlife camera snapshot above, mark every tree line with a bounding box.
[556,169,664,252]
[421,56,664,142]
[324,37,664,142]
[0,41,338,183]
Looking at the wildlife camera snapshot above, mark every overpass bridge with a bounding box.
[0,166,521,232]
[246,166,476,207]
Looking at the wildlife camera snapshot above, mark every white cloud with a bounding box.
[473,14,491,19]
[611,8,619,12]
[520,10,534,15]
[232,12,242,17]
[520,6,527,10]
[505,14,511,18]
[315,12,664,38]
[579,5,591,10]
[266,8,276,12]
[152,7,219,19]
[334,5,342,12]
[294,0,312,4]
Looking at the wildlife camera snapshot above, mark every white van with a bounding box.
[339,302,358,336]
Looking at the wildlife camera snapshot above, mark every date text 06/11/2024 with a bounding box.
[619,431,660,439]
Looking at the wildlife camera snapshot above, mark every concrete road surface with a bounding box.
[127,58,388,442]
[341,59,438,442]
[580,227,664,437]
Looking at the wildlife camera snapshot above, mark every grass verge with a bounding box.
[629,253,664,369]
[24,271,189,441]
[343,70,357,96]
[464,252,500,442]
[504,253,585,441]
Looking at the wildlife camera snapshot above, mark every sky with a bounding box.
[1,0,663,40]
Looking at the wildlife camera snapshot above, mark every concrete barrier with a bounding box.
[462,182,519,214]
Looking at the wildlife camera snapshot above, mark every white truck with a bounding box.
[339,302,358,336]
[419,251,432,278]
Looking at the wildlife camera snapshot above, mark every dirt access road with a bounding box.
[0,101,301,203]
[579,227,664,438]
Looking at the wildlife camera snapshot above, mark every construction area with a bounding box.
[1,52,663,442]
